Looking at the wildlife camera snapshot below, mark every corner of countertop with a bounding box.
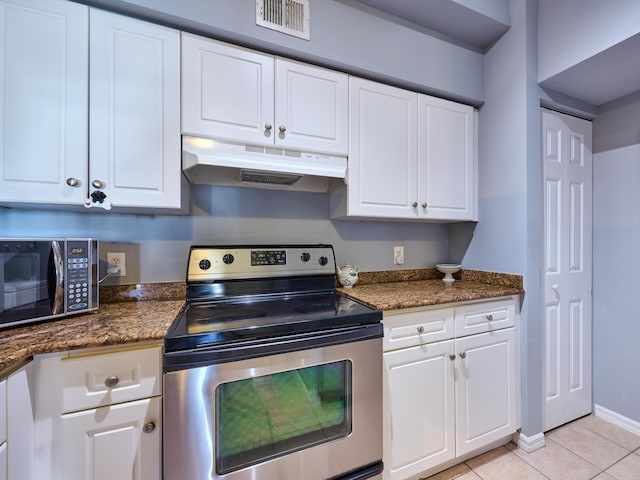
[347,267,524,292]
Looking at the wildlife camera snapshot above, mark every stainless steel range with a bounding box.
[163,245,383,480]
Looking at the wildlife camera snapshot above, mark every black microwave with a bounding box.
[0,238,98,329]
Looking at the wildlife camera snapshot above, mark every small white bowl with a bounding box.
[436,264,462,284]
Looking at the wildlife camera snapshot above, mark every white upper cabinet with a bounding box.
[273,58,348,154]
[181,33,348,156]
[89,9,181,209]
[0,0,88,205]
[331,77,476,222]
[181,33,274,147]
[334,77,418,219]
[418,95,476,220]
[0,1,182,211]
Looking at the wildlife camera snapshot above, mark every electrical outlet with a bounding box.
[393,246,404,265]
[107,252,126,276]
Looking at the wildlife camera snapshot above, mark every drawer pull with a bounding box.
[104,376,119,388]
[416,326,425,334]
[449,354,456,361]
[143,421,156,434]
[486,314,494,321]
[459,352,467,359]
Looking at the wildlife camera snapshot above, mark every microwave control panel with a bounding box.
[66,240,91,311]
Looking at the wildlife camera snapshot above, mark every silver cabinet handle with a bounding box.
[412,202,418,208]
[66,177,79,187]
[91,179,105,189]
[104,376,119,388]
[143,421,156,434]
[422,203,428,208]
[552,284,559,292]
[459,352,466,359]
[449,354,456,361]
[279,125,286,133]
[264,123,272,131]
[417,326,424,334]
[486,314,494,321]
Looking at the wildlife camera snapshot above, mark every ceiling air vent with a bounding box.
[256,0,310,40]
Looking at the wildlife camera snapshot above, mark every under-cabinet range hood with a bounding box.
[182,136,347,193]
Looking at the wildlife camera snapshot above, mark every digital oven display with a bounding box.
[69,247,85,256]
[251,250,286,266]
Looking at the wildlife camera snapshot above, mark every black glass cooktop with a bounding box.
[164,292,381,353]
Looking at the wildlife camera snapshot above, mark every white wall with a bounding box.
[0,185,450,284]
[538,0,640,82]
[593,98,640,423]
[81,0,484,104]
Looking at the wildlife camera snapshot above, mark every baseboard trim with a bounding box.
[513,431,545,453]
[594,404,640,436]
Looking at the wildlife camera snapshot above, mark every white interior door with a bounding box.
[542,108,593,432]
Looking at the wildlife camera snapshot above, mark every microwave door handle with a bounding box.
[51,241,65,315]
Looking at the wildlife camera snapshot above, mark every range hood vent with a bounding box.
[182,136,347,193]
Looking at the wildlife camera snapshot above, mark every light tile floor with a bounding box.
[423,415,640,480]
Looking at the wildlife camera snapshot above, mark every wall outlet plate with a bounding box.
[393,246,404,265]
[107,252,126,276]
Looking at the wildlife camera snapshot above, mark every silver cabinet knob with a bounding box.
[459,352,466,359]
[449,354,456,361]
[66,177,80,187]
[417,326,424,334]
[412,202,418,208]
[279,125,286,133]
[264,123,272,131]
[104,375,119,388]
[552,284,559,292]
[486,314,494,321]
[143,421,156,434]
[91,179,105,189]
[422,203,428,209]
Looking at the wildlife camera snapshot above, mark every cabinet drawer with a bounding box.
[454,298,515,337]
[61,345,161,413]
[383,308,454,351]
[0,379,5,445]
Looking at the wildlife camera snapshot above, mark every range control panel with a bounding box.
[187,245,335,281]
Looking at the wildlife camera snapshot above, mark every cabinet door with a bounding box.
[181,33,274,146]
[418,95,475,220]
[61,397,161,480]
[348,77,418,218]
[274,59,348,155]
[0,0,88,205]
[89,10,181,209]
[383,340,455,480]
[455,328,516,456]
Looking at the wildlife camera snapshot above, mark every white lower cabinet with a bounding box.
[382,297,518,480]
[28,343,162,480]
[61,397,161,480]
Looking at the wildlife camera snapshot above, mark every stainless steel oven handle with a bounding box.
[51,241,65,315]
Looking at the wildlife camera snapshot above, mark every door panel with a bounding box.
[542,108,592,431]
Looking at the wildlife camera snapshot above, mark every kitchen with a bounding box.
[1,0,640,479]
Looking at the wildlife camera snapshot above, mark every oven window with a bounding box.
[215,360,352,474]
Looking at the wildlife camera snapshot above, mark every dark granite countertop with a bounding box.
[0,299,184,373]
[0,270,523,374]
[338,268,524,311]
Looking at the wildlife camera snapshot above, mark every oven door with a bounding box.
[163,333,382,480]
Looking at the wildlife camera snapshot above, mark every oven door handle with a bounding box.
[164,323,383,372]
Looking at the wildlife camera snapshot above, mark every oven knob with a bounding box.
[301,252,311,262]
[223,253,235,265]
[319,256,328,266]
[199,259,211,270]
